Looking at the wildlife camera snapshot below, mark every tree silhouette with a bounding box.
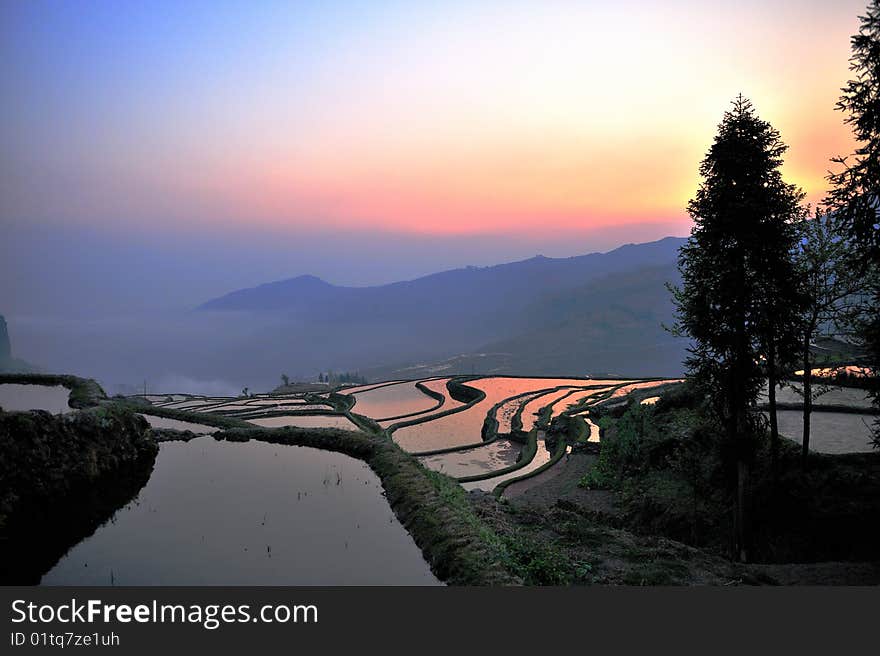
[794,209,861,461]
[827,0,880,439]
[671,95,806,560]
[755,194,808,476]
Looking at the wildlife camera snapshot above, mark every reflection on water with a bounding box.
[247,415,359,430]
[0,383,71,414]
[393,377,602,453]
[770,410,877,454]
[159,399,215,410]
[461,438,556,492]
[337,381,405,395]
[549,388,607,417]
[379,378,463,428]
[606,380,679,401]
[759,384,873,409]
[419,440,521,478]
[495,392,543,434]
[193,403,255,413]
[42,438,439,585]
[794,365,872,378]
[519,389,577,433]
[352,381,437,420]
[240,404,328,414]
[584,416,601,442]
[137,413,217,435]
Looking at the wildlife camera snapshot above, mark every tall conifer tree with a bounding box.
[672,96,806,560]
[827,0,880,437]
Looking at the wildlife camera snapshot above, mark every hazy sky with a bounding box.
[0,0,868,314]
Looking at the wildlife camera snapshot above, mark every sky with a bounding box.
[0,0,869,313]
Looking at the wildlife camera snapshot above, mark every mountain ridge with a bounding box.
[199,236,686,314]
[191,235,689,380]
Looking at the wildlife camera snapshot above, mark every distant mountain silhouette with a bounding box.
[362,263,686,379]
[200,274,335,312]
[478,263,685,376]
[201,236,683,319]
[198,237,688,378]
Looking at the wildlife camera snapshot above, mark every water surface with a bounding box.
[248,414,359,430]
[495,392,543,434]
[338,381,405,395]
[352,381,437,420]
[760,384,873,409]
[379,377,462,428]
[392,377,600,452]
[138,413,217,435]
[42,438,438,585]
[0,383,71,414]
[419,440,521,478]
[770,410,877,454]
[518,389,578,432]
[549,387,608,417]
[461,438,557,492]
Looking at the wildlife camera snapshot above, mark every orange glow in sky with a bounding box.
[2,1,865,238]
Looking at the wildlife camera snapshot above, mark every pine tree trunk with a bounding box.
[768,341,779,475]
[736,459,749,562]
[732,259,750,562]
[802,332,812,467]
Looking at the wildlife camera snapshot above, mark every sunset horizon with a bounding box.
[2,1,864,243]
[2,0,879,606]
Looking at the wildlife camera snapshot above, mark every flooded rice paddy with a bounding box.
[760,384,874,409]
[418,439,522,478]
[247,414,359,430]
[137,413,218,435]
[769,410,877,454]
[495,391,543,434]
[130,375,680,500]
[584,416,601,442]
[337,381,405,395]
[377,378,463,428]
[519,389,583,432]
[549,388,606,417]
[461,438,560,492]
[42,438,439,585]
[391,378,599,453]
[193,403,256,413]
[351,381,438,420]
[606,380,679,400]
[0,383,71,414]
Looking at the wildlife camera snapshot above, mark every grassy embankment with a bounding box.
[198,425,517,584]
[0,375,157,584]
[1,375,517,584]
[111,378,523,583]
[127,376,616,583]
[460,381,659,491]
[0,372,106,408]
[389,379,663,493]
[487,382,656,496]
[7,372,801,584]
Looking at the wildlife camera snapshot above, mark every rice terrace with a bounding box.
[2,367,877,586]
[2,0,880,604]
